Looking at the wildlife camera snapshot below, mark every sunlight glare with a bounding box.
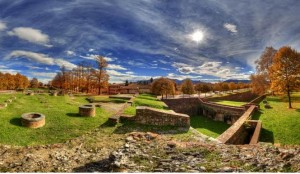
[190,30,204,43]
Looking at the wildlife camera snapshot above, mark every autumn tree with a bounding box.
[0,72,29,90]
[228,82,236,92]
[250,74,269,95]
[194,83,202,96]
[251,47,277,94]
[151,77,175,99]
[94,56,109,95]
[269,46,300,108]
[195,83,211,97]
[255,47,277,74]
[213,82,222,94]
[181,78,194,96]
[30,78,39,88]
[221,82,229,93]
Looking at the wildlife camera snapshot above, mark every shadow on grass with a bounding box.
[100,119,117,128]
[72,158,111,172]
[66,113,82,117]
[259,128,274,144]
[10,118,22,126]
[113,120,189,135]
[252,110,263,120]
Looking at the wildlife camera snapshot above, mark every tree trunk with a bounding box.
[287,88,292,108]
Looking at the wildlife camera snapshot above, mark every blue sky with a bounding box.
[1,0,300,83]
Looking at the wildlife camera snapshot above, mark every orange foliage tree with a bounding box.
[251,47,277,95]
[51,56,109,94]
[151,77,175,99]
[250,74,269,95]
[0,72,29,90]
[181,78,194,96]
[269,46,300,108]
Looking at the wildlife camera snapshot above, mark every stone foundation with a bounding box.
[21,112,45,128]
[217,105,259,144]
[132,106,190,127]
[163,98,245,125]
[79,105,96,117]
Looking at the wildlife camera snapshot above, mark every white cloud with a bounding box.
[7,27,52,47]
[107,70,126,77]
[7,50,55,65]
[66,50,76,56]
[54,59,77,69]
[167,73,202,81]
[172,61,249,80]
[107,64,127,70]
[125,71,134,75]
[89,48,94,52]
[27,65,43,70]
[107,69,158,83]
[223,23,238,33]
[6,50,76,70]
[127,60,145,66]
[0,68,18,75]
[31,72,57,78]
[79,54,115,62]
[0,21,7,31]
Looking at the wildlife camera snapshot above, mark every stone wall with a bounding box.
[163,97,246,124]
[162,98,201,116]
[133,106,190,127]
[208,91,259,102]
[217,105,257,144]
[199,98,246,124]
[248,94,266,104]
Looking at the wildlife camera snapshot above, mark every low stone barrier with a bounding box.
[217,105,258,144]
[162,98,202,116]
[247,120,262,145]
[21,112,45,128]
[247,94,266,105]
[79,105,95,117]
[132,106,190,127]
[163,98,246,124]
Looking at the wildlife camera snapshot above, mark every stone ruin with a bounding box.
[162,93,266,145]
[21,112,45,128]
[79,105,96,117]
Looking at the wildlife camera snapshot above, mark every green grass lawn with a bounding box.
[123,94,169,115]
[190,116,230,138]
[252,92,300,145]
[0,93,110,146]
[213,100,247,107]
[92,95,128,103]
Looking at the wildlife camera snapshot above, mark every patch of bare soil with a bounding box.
[99,102,126,114]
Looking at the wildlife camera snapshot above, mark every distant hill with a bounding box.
[170,79,203,84]
[224,79,251,83]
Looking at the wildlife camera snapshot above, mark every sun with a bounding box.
[190,30,204,43]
